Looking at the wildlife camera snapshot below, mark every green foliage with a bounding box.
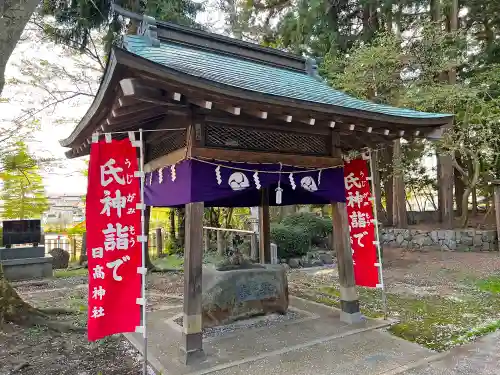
[280,212,332,246]
[41,0,204,55]
[0,142,49,220]
[270,223,310,259]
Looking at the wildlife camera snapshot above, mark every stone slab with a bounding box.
[400,330,500,375]
[1,256,53,281]
[0,246,45,260]
[125,297,434,375]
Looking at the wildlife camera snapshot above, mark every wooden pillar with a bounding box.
[155,228,163,258]
[259,187,271,264]
[392,139,408,228]
[330,130,361,323]
[332,202,362,323]
[181,202,205,364]
[438,154,454,229]
[250,233,258,261]
[216,231,224,256]
[492,181,500,251]
[203,229,209,252]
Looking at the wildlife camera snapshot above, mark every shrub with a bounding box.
[270,223,310,259]
[281,212,332,246]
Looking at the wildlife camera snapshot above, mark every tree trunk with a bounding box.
[169,208,176,241]
[392,139,407,228]
[0,0,40,95]
[0,268,83,331]
[382,145,394,225]
[472,187,478,216]
[177,208,186,248]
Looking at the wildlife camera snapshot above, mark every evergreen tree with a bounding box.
[0,142,49,220]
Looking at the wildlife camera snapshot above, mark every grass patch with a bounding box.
[475,276,500,294]
[153,255,184,270]
[305,283,500,351]
[54,267,88,278]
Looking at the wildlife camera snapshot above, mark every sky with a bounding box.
[0,4,225,197]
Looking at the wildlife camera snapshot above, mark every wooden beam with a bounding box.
[191,147,342,168]
[181,202,205,364]
[259,188,271,264]
[120,78,179,106]
[219,105,241,115]
[144,147,188,172]
[111,103,158,118]
[190,99,212,110]
[246,109,267,119]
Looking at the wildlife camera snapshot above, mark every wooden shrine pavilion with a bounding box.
[61,12,454,365]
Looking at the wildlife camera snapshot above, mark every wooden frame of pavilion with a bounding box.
[60,13,454,365]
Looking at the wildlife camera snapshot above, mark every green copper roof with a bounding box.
[123,35,450,120]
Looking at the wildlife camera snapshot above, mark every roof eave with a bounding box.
[60,47,454,152]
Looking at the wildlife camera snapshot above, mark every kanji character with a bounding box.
[92,286,106,300]
[100,158,125,187]
[91,306,105,318]
[91,247,103,259]
[346,191,364,208]
[126,193,136,203]
[102,223,130,251]
[344,172,362,191]
[100,189,126,218]
[125,158,131,168]
[106,255,131,281]
[92,265,105,279]
[350,211,368,228]
[353,231,368,247]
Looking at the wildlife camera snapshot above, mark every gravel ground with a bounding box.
[174,310,303,338]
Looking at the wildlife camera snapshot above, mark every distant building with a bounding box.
[43,195,85,226]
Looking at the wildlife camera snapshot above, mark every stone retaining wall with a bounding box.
[381,228,498,251]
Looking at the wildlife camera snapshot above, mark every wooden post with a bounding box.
[250,233,258,261]
[155,228,163,258]
[71,237,77,262]
[216,230,224,256]
[392,139,408,228]
[492,181,500,251]
[332,202,362,323]
[259,187,271,264]
[203,229,209,252]
[438,154,454,229]
[330,130,361,323]
[181,202,205,364]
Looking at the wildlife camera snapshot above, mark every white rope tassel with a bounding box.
[289,173,296,190]
[171,164,176,181]
[215,165,222,185]
[149,171,153,185]
[159,167,164,183]
[253,171,261,189]
[318,169,322,187]
[276,163,283,204]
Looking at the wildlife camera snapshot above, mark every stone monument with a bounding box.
[0,219,53,281]
[202,252,289,328]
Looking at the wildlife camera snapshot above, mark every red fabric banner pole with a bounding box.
[86,134,143,341]
[343,156,380,288]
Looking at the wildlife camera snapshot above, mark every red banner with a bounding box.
[343,158,379,288]
[86,138,142,341]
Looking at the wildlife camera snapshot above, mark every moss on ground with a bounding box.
[54,268,88,278]
[298,279,500,352]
